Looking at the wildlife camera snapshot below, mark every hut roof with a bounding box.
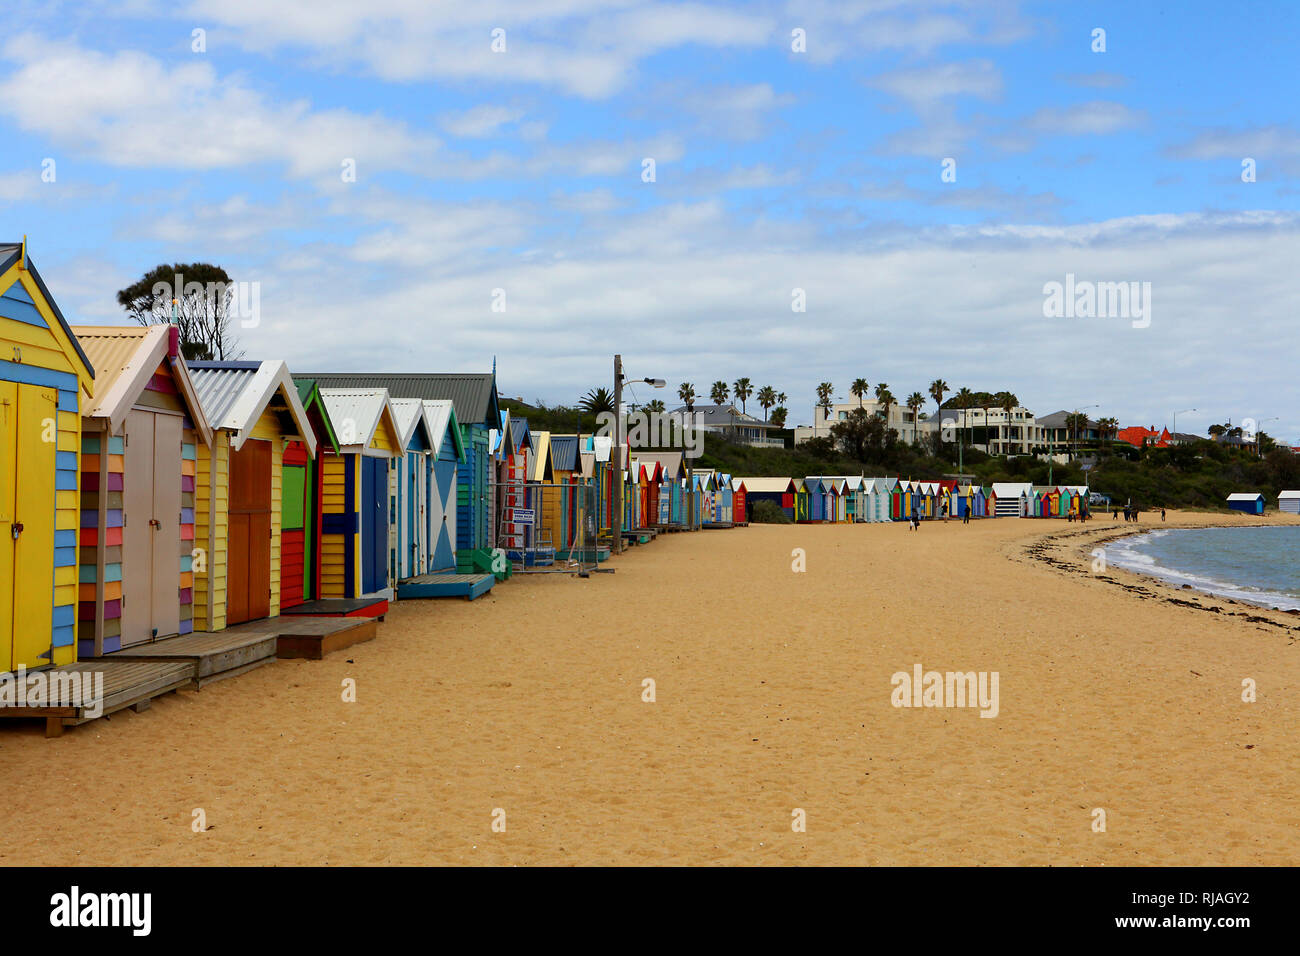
[297,372,500,428]
[190,360,316,454]
[318,387,400,456]
[422,400,465,461]
[73,324,212,446]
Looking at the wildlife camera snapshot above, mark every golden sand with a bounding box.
[2,509,1298,866]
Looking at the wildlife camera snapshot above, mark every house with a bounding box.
[1,241,95,671]
[1226,493,1265,515]
[72,324,213,654]
[1279,490,1300,515]
[188,361,317,630]
[388,398,437,582]
[279,379,341,609]
[315,388,401,599]
[666,403,783,448]
[299,373,501,574]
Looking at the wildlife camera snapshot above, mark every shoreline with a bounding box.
[1019,514,1300,634]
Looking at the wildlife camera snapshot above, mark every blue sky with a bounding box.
[2,0,1298,440]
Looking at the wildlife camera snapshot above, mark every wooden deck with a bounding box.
[101,628,279,686]
[397,572,495,601]
[273,616,378,660]
[0,660,196,737]
[281,597,389,619]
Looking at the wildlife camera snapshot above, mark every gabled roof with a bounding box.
[317,387,400,457]
[737,476,793,493]
[189,360,316,454]
[422,400,465,462]
[1227,492,1264,501]
[992,482,1033,497]
[295,379,340,455]
[630,450,686,479]
[296,372,500,428]
[390,397,435,452]
[1,242,95,392]
[73,324,212,446]
[549,434,582,472]
[1278,490,1300,500]
[530,430,553,482]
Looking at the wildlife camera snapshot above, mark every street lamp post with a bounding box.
[1172,407,1196,441]
[612,354,665,555]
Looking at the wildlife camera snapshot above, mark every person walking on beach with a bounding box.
[942,498,949,522]
[1161,508,1166,522]
[963,501,971,524]
[910,510,920,531]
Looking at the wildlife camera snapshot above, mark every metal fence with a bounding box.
[489,479,601,574]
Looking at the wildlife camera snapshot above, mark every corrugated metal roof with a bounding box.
[1278,490,1300,499]
[190,362,260,426]
[319,388,392,450]
[73,325,166,419]
[550,435,581,471]
[422,399,463,459]
[1227,492,1264,500]
[295,372,499,427]
[389,397,430,450]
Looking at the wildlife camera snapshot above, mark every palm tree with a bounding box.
[733,377,753,415]
[580,386,615,415]
[906,391,925,445]
[954,387,976,470]
[929,379,948,418]
[678,382,696,411]
[1098,416,1118,447]
[757,385,777,422]
[815,383,834,436]
[645,399,665,414]
[710,380,730,406]
[851,377,869,411]
[777,391,787,408]
[874,383,895,437]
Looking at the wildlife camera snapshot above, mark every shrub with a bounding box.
[750,500,792,524]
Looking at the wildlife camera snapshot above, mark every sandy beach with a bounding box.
[3,510,1298,867]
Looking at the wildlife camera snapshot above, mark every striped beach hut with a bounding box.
[1,242,95,671]
[1279,490,1300,514]
[72,325,212,655]
[188,361,316,630]
[389,398,436,582]
[299,373,501,574]
[315,388,401,599]
[546,434,584,552]
[280,380,340,609]
[992,482,1031,517]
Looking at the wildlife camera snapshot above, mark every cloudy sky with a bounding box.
[3,0,1298,439]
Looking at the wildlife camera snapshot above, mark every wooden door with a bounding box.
[151,414,182,637]
[1,383,56,670]
[120,409,155,645]
[228,439,271,624]
[360,455,388,594]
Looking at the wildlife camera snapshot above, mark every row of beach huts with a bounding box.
[1,243,1089,731]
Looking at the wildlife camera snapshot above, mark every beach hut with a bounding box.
[1279,491,1300,514]
[861,478,893,522]
[1226,493,1265,515]
[980,486,994,517]
[731,478,748,526]
[542,434,584,554]
[388,398,437,582]
[1,242,95,671]
[188,361,316,630]
[72,325,213,654]
[733,477,793,522]
[422,400,466,573]
[298,373,501,574]
[992,482,1031,517]
[313,388,401,600]
[635,460,663,530]
[279,380,341,609]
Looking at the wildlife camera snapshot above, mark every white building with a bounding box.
[794,400,928,446]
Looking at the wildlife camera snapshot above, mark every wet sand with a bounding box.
[2,510,1298,866]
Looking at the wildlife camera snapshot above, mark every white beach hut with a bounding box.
[1278,490,1300,514]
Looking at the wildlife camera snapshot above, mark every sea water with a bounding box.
[1104,526,1300,610]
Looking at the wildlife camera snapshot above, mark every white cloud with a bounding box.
[439,105,525,138]
[1024,101,1144,136]
[0,34,440,176]
[869,60,1003,106]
